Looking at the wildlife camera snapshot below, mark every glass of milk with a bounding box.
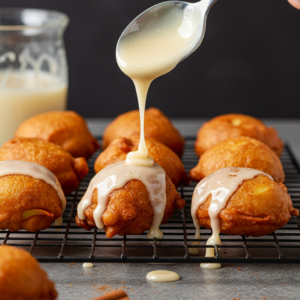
[0,8,69,146]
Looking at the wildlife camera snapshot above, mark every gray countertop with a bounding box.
[44,262,299,300]
[43,119,300,300]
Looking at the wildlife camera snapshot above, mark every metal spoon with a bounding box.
[117,0,218,63]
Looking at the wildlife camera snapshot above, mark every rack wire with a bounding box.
[1,137,300,263]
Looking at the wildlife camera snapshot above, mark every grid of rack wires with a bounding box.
[1,137,300,263]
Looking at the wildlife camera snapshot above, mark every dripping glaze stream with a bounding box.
[77,0,217,240]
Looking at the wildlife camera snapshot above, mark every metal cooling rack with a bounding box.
[1,137,300,263]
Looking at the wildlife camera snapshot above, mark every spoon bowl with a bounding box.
[116,0,218,64]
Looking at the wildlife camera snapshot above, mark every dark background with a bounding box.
[1,0,300,118]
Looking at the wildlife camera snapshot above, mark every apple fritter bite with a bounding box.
[75,175,185,238]
[0,245,57,300]
[0,174,62,232]
[195,114,283,157]
[190,137,285,183]
[94,136,189,187]
[15,111,100,159]
[196,174,299,237]
[102,107,185,157]
[0,138,89,195]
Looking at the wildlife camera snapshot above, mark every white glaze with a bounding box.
[0,160,66,223]
[117,5,200,82]
[117,5,200,167]
[146,270,180,282]
[189,167,273,269]
[82,263,94,268]
[77,161,166,240]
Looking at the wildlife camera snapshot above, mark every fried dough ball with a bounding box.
[0,138,89,195]
[195,114,283,157]
[0,175,62,232]
[75,176,185,238]
[190,137,285,183]
[196,174,299,237]
[0,245,57,300]
[15,111,100,159]
[95,136,189,187]
[102,108,185,157]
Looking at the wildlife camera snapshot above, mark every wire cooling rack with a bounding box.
[1,137,300,263]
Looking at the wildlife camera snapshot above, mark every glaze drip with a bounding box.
[77,161,166,240]
[189,167,273,269]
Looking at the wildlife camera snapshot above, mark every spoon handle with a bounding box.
[196,0,218,11]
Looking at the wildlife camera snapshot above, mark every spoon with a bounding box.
[116,0,218,63]
[115,0,218,175]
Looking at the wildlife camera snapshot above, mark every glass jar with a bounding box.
[0,8,69,146]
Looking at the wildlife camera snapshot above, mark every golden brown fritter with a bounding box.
[190,137,285,183]
[102,108,185,157]
[195,114,283,157]
[15,111,100,159]
[0,245,57,300]
[95,136,189,187]
[196,174,299,237]
[75,176,185,238]
[0,175,62,232]
[0,138,89,195]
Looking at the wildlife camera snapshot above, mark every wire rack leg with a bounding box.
[30,231,39,254]
[182,207,189,259]
[2,231,10,245]
[273,232,284,259]
[294,216,300,232]
[121,235,126,259]
[89,228,97,259]
[153,238,158,259]
[242,236,252,259]
[58,192,77,259]
[214,245,220,259]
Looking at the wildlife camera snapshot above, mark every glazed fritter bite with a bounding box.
[0,245,57,300]
[102,107,185,157]
[95,136,189,187]
[75,176,185,238]
[15,111,100,159]
[190,137,285,183]
[0,174,62,232]
[0,138,89,195]
[196,174,299,237]
[195,114,283,157]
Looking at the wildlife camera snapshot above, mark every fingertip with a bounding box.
[288,0,300,10]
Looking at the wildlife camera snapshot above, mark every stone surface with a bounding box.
[44,262,300,300]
